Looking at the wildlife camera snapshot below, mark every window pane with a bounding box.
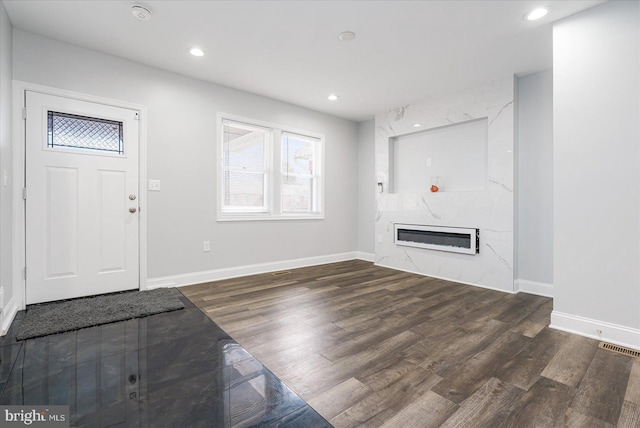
[223,122,266,171]
[48,111,123,154]
[282,134,316,176]
[223,171,265,208]
[282,133,319,213]
[282,176,313,213]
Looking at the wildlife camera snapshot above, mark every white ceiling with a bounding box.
[3,0,605,122]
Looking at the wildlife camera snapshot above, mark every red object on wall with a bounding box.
[430,185,439,192]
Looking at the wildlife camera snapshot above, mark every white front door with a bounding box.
[25,91,140,304]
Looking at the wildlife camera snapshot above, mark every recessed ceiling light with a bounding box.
[131,5,152,21]
[328,94,339,101]
[413,123,422,127]
[526,7,548,21]
[189,47,204,57]
[338,31,356,42]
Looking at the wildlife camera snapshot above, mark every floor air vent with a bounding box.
[598,342,640,358]
[271,271,291,276]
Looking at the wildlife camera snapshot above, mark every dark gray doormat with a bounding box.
[16,288,185,340]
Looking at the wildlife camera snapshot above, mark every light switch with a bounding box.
[426,158,432,167]
[148,180,161,191]
[2,170,7,186]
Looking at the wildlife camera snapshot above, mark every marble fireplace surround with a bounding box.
[375,76,515,293]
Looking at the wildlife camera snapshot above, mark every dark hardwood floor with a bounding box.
[182,260,640,427]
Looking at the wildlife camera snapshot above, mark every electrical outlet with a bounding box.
[203,241,210,252]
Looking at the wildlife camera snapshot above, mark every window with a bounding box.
[218,115,324,220]
[48,111,124,154]
[281,133,320,213]
[221,120,270,213]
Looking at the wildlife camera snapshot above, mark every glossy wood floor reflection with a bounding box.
[182,260,640,428]
[0,293,330,427]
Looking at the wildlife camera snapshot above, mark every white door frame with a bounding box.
[11,81,148,313]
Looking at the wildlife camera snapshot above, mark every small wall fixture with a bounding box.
[131,5,152,21]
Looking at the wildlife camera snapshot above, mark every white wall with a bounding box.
[12,29,359,283]
[552,0,640,345]
[357,119,375,256]
[392,119,488,193]
[0,1,13,325]
[517,70,553,288]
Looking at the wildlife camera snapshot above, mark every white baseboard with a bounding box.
[374,262,517,294]
[1,298,19,336]
[515,279,554,298]
[356,252,375,262]
[550,311,640,351]
[146,251,360,289]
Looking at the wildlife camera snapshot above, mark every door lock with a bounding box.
[129,207,137,213]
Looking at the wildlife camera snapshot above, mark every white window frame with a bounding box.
[217,113,325,221]
[220,119,271,214]
[281,132,322,214]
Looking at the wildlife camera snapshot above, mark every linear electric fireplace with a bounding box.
[394,224,479,255]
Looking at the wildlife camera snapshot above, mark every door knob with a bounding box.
[129,207,137,213]
[129,194,137,200]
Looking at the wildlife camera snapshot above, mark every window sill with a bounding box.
[217,213,324,222]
